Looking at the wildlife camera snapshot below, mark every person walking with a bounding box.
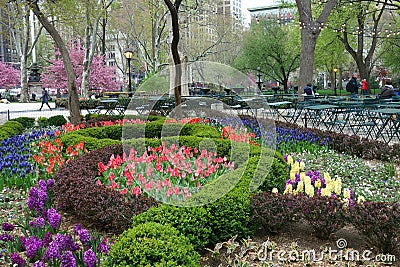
[39,88,52,111]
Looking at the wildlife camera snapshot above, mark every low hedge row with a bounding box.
[9,117,35,129]
[37,115,67,127]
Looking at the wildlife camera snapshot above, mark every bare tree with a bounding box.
[336,1,388,84]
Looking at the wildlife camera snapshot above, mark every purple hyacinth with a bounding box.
[26,236,43,259]
[54,233,68,251]
[32,262,45,267]
[47,208,61,230]
[27,187,39,210]
[9,252,26,267]
[73,224,82,235]
[98,238,109,255]
[43,231,53,247]
[78,229,91,245]
[1,222,14,231]
[45,241,61,261]
[83,249,97,267]
[61,251,77,267]
[38,179,47,191]
[47,179,55,188]
[19,236,26,250]
[64,235,80,252]
[0,233,14,242]
[38,190,48,203]
[35,217,46,229]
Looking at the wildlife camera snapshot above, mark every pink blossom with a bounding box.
[166,187,173,197]
[132,186,142,196]
[174,186,180,195]
[145,180,154,191]
[108,172,115,181]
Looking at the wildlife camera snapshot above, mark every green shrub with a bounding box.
[60,133,121,151]
[202,157,264,245]
[47,115,67,127]
[122,124,147,139]
[257,151,288,193]
[37,117,49,127]
[106,222,200,267]
[78,125,122,140]
[181,124,221,139]
[10,117,35,129]
[131,204,211,249]
[1,121,24,135]
[0,130,10,141]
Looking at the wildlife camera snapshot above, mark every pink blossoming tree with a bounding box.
[0,62,20,88]
[41,42,124,95]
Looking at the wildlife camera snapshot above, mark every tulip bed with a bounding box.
[0,114,399,266]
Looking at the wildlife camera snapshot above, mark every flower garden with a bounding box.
[0,113,399,266]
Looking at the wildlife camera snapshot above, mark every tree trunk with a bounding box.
[298,28,318,95]
[20,58,29,102]
[295,0,338,95]
[30,1,81,124]
[164,0,182,106]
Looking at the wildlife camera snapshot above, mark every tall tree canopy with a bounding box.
[234,18,300,92]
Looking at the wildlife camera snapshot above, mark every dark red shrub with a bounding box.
[347,201,400,254]
[53,144,158,233]
[295,194,347,240]
[250,192,298,234]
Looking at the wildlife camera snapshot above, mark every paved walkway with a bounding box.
[0,102,69,124]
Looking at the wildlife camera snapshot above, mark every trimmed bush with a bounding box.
[181,123,221,139]
[1,120,24,136]
[47,115,67,127]
[131,204,211,249]
[59,132,121,151]
[37,117,48,127]
[347,201,400,254]
[106,222,200,267]
[10,117,35,129]
[257,151,288,193]
[53,144,158,232]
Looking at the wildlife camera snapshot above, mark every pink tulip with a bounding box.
[132,186,142,196]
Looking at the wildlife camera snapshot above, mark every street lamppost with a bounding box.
[256,67,262,91]
[124,48,134,97]
[333,68,338,96]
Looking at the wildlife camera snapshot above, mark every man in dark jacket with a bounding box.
[347,73,359,98]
